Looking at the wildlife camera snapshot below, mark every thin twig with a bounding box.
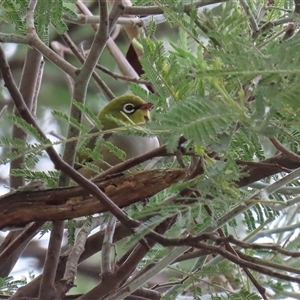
[80,217,174,300]
[60,33,115,99]
[108,1,125,33]
[62,218,98,285]
[39,221,65,299]
[85,0,108,69]
[0,222,42,262]
[147,232,300,259]
[63,0,112,176]
[203,203,267,299]
[101,214,117,274]
[257,24,295,48]
[26,0,38,32]
[109,239,300,300]
[239,0,259,35]
[254,17,294,39]
[51,41,74,95]
[0,33,29,44]
[92,143,169,180]
[236,250,300,275]
[236,159,292,173]
[94,62,150,85]
[270,137,300,164]
[76,0,147,90]
[0,105,7,118]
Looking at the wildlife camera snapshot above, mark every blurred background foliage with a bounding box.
[1,0,300,299]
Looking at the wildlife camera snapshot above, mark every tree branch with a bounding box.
[0,169,186,229]
[101,214,117,275]
[122,0,228,15]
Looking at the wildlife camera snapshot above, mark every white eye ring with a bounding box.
[123,103,136,114]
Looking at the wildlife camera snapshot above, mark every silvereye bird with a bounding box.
[77,95,159,178]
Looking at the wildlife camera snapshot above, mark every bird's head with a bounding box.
[98,95,154,130]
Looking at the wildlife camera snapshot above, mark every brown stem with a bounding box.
[269,137,300,164]
[0,169,186,229]
[39,221,65,300]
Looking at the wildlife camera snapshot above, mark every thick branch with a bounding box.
[236,153,300,187]
[0,169,186,229]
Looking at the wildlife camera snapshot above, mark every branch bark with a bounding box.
[0,169,186,229]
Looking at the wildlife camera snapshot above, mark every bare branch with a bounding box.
[59,218,98,294]
[26,0,38,32]
[239,0,259,35]
[122,0,228,15]
[101,214,117,274]
[0,223,41,277]
[76,0,147,89]
[60,33,115,100]
[0,33,29,44]
[39,221,64,300]
[0,169,186,229]
[270,137,300,164]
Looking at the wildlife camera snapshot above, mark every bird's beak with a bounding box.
[140,102,154,111]
[139,102,153,122]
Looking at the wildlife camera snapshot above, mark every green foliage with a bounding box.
[128,2,300,296]
[2,1,300,299]
[213,288,262,300]
[73,101,103,130]
[0,136,52,167]
[145,19,157,36]
[8,115,49,144]
[230,128,264,161]
[39,222,52,238]
[152,95,241,151]
[52,110,89,133]
[10,169,59,186]
[102,140,126,161]
[0,0,27,34]
[138,245,171,270]
[0,276,27,295]
[76,134,127,172]
[67,219,76,245]
[0,0,73,42]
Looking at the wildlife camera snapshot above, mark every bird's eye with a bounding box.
[123,103,136,114]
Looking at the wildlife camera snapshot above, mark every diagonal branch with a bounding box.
[60,33,115,99]
[76,0,146,87]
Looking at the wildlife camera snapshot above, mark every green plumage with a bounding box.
[76,95,159,177]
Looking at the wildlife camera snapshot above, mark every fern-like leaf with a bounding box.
[152,96,239,151]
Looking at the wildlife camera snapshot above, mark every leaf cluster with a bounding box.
[0,0,76,42]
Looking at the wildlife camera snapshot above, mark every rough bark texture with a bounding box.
[0,169,186,229]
